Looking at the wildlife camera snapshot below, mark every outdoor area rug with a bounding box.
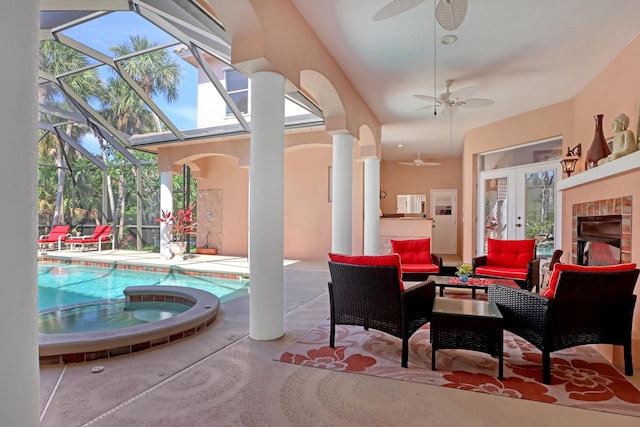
[274,319,640,417]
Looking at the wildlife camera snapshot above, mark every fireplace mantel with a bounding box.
[558,150,640,191]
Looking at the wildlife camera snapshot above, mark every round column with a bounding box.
[331,133,353,254]
[364,157,381,255]
[249,71,285,340]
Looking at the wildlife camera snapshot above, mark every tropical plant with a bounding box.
[155,205,196,242]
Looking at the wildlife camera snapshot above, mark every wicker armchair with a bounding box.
[488,267,639,384]
[328,261,436,367]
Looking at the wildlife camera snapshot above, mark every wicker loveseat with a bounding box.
[328,255,436,368]
[488,263,639,384]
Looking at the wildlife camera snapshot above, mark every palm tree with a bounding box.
[96,35,183,240]
[38,40,102,225]
[109,35,182,132]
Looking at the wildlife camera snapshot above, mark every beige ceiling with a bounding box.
[291,0,640,162]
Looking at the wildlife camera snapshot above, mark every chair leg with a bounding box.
[401,336,409,368]
[542,351,551,384]
[624,343,634,376]
[329,319,335,348]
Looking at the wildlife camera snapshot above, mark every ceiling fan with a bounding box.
[414,79,494,116]
[373,0,468,31]
[399,153,441,167]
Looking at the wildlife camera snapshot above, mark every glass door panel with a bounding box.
[522,168,557,258]
[478,161,561,258]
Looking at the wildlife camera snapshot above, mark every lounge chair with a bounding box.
[66,225,114,251]
[37,225,71,253]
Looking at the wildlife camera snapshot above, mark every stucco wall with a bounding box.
[461,33,640,367]
[381,157,463,255]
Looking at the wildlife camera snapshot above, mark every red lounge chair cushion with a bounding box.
[391,238,431,264]
[91,225,112,239]
[38,225,70,243]
[542,262,638,298]
[329,253,405,290]
[486,238,535,268]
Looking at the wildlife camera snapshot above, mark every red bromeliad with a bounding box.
[155,205,196,242]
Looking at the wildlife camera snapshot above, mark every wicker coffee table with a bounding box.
[430,298,504,379]
[428,275,519,299]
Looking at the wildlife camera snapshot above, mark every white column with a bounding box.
[249,71,285,340]
[363,157,381,255]
[0,2,39,425]
[159,172,174,259]
[331,133,353,254]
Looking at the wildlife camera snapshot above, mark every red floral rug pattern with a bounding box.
[275,320,640,417]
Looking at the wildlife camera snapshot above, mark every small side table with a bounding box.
[430,298,504,379]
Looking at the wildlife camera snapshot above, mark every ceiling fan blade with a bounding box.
[435,0,468,30]
[459,98,495,108]
[398,162,417,165]
[417,161,441,166]
[450,86,476,102]
[373,0,425,21]
[414,94,439,103]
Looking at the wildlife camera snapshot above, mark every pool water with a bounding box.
[38,301,189,333]
[37,263,249,311]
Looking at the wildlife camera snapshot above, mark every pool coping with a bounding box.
[39,254,250,281]
[39,286,220,365]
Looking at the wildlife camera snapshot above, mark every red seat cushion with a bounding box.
[329,253,405,290]
[486,238,535,268]
[475,265,528,281]
[401,263,440,273]
[391,238,431,265]
[542,262,638,298]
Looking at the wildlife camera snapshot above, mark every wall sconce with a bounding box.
[560,143,582,177]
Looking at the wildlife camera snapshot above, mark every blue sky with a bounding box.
[61,11,199,154]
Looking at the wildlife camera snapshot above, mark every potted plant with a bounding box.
[156,205,196,258]
[455,263,473,283]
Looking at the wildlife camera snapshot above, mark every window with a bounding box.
[224,69,248,115]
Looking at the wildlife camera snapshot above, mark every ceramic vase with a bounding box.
[585,114,611,170]
[458,274,469,283]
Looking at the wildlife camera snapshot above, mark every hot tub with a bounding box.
[39,286,220,365]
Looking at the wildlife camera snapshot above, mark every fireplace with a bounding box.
[576,215,622,265]
[571,196,632,265]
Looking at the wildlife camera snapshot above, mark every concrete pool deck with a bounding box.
[38,248,257,277]
[38,253,640,426]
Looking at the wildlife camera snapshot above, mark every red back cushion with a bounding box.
[91,225,111,239]
[390,238,431,264]
[49,225,70,239]
[542,262,638,298]
[486,238,535,268]
[328,253,405,290]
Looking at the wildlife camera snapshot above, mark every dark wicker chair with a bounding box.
[328,261,436,368]
[472,238,540,292]
[488,268,639,384]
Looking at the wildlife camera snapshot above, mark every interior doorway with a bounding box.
[430,189,457,254]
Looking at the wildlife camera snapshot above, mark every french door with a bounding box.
[477,161,562,258]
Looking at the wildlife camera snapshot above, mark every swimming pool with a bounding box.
[38,262,249,312]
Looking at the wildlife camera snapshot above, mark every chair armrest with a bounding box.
[431,253,443,267]
[488,284,551,334]
[472,255,487,273]
[38,234,49,240]
[402,279,436,319]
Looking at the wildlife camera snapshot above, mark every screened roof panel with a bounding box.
[39,0,325,161]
